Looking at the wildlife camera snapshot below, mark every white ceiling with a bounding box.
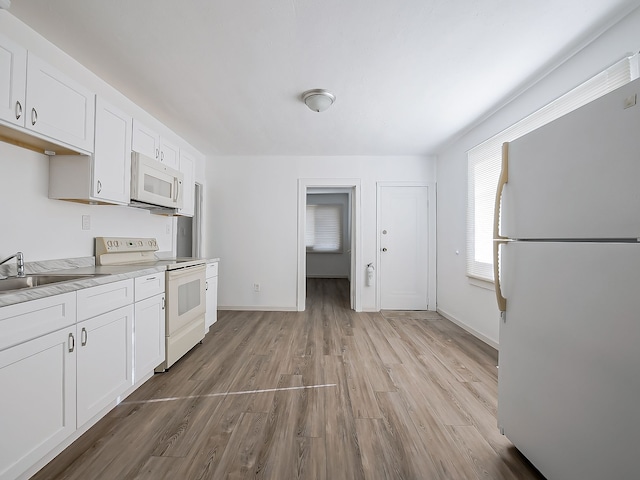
[8,0,640,157]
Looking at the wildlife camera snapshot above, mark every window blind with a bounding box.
[467,54,638,282]
[306,204,343,253]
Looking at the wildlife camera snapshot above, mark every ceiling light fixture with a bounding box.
[302,89,335,113]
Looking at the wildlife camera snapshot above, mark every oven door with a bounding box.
[166,264,206,335]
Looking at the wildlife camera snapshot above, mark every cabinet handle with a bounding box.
[161,151,164,162]
[155,148,159,159]
[162,296,166,310]
[97,180,102,194]
[68,332,75,352]
[206,281,209,291]
[146,276,156,281]
[81,327,88,346]
[15,101,22,120]
[31,108,37,126]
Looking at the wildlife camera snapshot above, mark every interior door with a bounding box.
[379,185,429,310]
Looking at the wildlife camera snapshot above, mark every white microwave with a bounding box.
[130,152,184,209]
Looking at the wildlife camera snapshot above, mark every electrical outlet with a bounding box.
[165,224,171,234]
[82,215,91,230]
[253,283,261,292]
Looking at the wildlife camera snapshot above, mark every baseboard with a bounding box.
[218,305,298,312]
[437,308,499,349]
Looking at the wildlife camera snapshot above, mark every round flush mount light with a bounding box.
[302,89,335,112]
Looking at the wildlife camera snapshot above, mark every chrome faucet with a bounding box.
[0,252,25,277]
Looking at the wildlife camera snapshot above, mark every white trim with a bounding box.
[298,178,362,312]
[192,182,204,258]
[468,275,495,291]
[376,181,437,311]
[437,308,499,350]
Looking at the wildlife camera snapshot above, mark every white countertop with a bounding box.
[0,257,220,308]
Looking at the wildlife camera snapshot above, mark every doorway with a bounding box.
[297,179,362,312]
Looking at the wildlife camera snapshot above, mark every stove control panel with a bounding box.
[95,237,160,265]
[95,237,159,255]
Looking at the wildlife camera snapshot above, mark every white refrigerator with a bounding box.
[494,78,640,479]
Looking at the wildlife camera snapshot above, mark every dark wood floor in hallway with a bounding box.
[32,278,543,480]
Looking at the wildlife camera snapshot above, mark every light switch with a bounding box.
[624,94,637,109]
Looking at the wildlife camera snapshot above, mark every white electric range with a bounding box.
[95,237,207,370]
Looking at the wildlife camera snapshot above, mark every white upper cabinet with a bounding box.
[25,53,95,152]
[49,97,132,205]
[132,119,180,169]
[0,33,27,127]
[0,37,95,154]
[159,137,179,169]
[132,119,160,159]
[178,149,196,216]
[92,97,133,204]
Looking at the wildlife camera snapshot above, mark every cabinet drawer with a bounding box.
[76,279,133,321]
[0,292,76,351]
[135,273,165,302]
[206,262,218,278]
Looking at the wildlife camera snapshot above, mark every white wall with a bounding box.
[0,141,175,261]
[435,7,640,347]
[0,12,208,263]
[206,155,435,311]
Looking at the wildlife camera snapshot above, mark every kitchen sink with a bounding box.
[0,273,109,293]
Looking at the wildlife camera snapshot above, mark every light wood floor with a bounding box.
[32,278,544,480]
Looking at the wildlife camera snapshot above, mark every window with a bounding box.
[306,204,343,253]
[467,54,638,282]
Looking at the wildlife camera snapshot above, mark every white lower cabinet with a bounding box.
[0,326,76,480]
[134,291,165,382]
[76,304,133,427]
[205,261,219,330]
[0,274,173,479]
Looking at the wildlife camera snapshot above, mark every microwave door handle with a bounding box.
[174,178,180,203]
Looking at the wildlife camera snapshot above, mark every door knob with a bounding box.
[382,247,388,252]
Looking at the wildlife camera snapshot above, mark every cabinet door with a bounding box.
[76,304,133,427]
[0,33,27,127]
[134,293,165,382]
[178,149,195,216]
[25,53,95,152]
[93,97,132,204]
[159,137,179,169]
[0,328,76,480]
[132,119,160,159]
[205,274,218,329]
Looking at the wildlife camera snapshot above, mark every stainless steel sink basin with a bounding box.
[0,273,109,293]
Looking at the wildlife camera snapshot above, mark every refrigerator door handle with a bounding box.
[493,142,509,312]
